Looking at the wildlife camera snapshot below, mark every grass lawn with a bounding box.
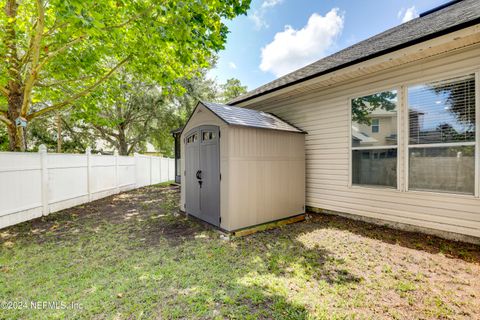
[1,184,479,319]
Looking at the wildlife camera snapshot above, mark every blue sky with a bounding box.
[208,0,448,91]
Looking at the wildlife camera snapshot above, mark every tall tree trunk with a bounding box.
[6,90,26,151]
[118,127,128,155]
[4,0,26,151]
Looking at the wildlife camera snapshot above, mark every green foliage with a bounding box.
[0,125,8,151]
[0,0,251,150]
[219,78,248,102]
[351,91,397,125]
[27,111,97,153]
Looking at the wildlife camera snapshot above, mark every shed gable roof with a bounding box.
[230,0,480,105]
[200,101,304,133]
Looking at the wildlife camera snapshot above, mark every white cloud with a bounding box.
[261,0,283,9]
[250,11,268,29]
[260,8,344,77]
[228,62,237,69]
[398,6,418,23]
[248,0,283,30]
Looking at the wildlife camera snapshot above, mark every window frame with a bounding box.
[349,87,401,190]
[349,70,479,198]
[371,118,380,133]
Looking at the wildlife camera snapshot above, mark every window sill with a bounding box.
[406,189,478,199]
[348,184,479,199]
[349,184,399,192]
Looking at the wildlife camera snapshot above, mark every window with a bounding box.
[408,74,476,194]
[186,133,197,144]
[202,131,215,141]
[351,90,398,187]
[371,119,380,133]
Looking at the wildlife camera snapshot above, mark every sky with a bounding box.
[208,0,449,91]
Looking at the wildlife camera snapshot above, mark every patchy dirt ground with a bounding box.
[0,184,479,319]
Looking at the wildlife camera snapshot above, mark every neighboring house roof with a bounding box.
[199,101,305,133]
[230,0,480,105]
[351,127,378,144]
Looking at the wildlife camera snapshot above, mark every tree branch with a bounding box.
[92,124,118,146]
[0,86,10,97]
[36,35,86,71]
[20,0,45,116]
[36,75,95,88]
[61,118,86,151]
[0,111,12,126]
[103,4,154,30]
[26,56,131,121]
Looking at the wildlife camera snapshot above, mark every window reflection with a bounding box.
[351,90,398,148]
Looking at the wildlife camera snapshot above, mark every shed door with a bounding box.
[185,131,200,217]
[185,126,220,226]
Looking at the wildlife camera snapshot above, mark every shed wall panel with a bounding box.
[226,127,305,230]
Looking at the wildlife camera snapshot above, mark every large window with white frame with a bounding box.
[351,90,398,188]
[407,74,476,194]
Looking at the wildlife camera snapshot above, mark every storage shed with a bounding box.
[180,101,306,231]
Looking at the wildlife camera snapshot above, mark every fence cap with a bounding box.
[38,144,47,153]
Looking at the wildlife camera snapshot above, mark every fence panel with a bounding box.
[0,148,175,230]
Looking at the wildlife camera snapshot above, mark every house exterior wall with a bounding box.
[224,127,305,231]
[237,44,480,239]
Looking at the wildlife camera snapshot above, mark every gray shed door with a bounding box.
[185,125,220,226]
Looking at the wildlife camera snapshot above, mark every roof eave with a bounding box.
[230,17,480,106]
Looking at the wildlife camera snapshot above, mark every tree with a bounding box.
[219,78,247,102]
[149,70,220,155]
[26,109,97,153]
[73,75,167,155]
[0,0,250,151]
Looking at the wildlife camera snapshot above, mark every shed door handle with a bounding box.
[196,170,202,180]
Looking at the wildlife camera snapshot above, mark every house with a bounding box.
[216,0,479,243]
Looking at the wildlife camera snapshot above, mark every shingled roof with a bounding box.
[199,101,305,133]
[230,0,480,105]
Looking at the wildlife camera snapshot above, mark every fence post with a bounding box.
[149,156,153,186]
[134,152,139,188]
[86,147,92,201]
[114,150,119,194]
[39,144,49,216]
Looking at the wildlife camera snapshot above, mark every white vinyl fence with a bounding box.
[0,146,175,230]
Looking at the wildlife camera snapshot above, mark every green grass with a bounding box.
[0,184,479,319]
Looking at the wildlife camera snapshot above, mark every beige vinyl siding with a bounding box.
[241,43,480,238]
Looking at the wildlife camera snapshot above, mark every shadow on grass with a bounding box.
[306,213,480,263]
[0,185,363,319]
